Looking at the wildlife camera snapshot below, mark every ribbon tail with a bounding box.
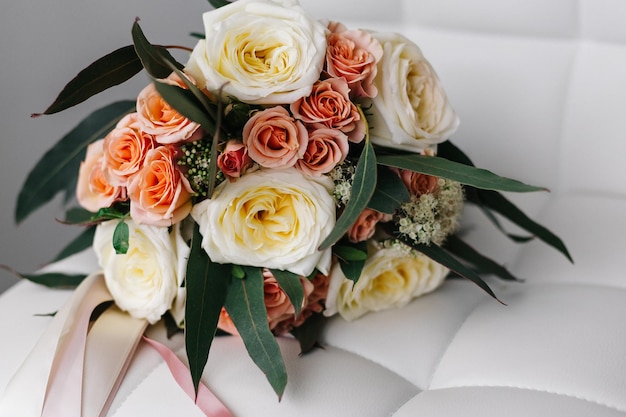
[143,336,233,417]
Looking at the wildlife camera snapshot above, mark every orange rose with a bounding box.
[127,146,193,226]
[326,23,383,99]
[290,77,365,143]
[347,208,392,243]
[217,139,253,181]
[102,113,156,186]
[399,169,439,196]
[242,106,308,169]
[136,73,203,144]
[296,127,348,177]
[76,139,126,212]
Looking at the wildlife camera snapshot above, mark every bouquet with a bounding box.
[8,0,570,412]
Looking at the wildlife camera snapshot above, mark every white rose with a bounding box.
[324,242,448,321]
[368,32,459,153]
[191,168,335,276]
[93,219,189,324]
[185,0,327,105]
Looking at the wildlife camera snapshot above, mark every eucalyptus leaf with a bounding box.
[334,240,367,282]
[208,0,232,9]
[34,46,143,116]
[185,224,231,395]
[444,235,520,281]
[113,220,129,255]
[319,140,377,250]
[61,207,95,225]
[271,269,304,317]
[377,154,546,193]
[367,166,410,214]
[153,82,217,134]
[15,100,136,224]
[290,312,326,355]
[470,189,573,262]
[225,266,287,399]
[131,20,184,79]
[51,227,96,262]
[7,270,87,288]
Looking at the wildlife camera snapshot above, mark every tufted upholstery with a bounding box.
[1,0,625,415]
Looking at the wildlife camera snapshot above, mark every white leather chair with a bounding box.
[1,0,625,415]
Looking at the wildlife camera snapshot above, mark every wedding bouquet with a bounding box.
[10,0,570,411]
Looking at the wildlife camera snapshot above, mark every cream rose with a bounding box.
[185,0,327,104]
[369,32,459,153]
[324,242,448,321]
[191,168,335,276]
[93,219,189,324]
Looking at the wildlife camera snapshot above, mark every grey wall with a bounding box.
[0,0,214,293]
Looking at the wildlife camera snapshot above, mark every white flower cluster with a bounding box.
[396,178,463,246]
[329,160,356,206]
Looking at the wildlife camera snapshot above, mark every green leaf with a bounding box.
[270,269,304,317]
[0,267,87,288]
[334,241,367,282]
[232,264,245,279]
[320,140,377,250]
[15,100,136,224]
[61,207,95,224]
[113,220,129,255]
[208,0,232,9]
[225,266,287,399]
[367,166,410,214]
[131,20,184,79]
[414,242,503,303]
[33,46,143,116]
[444,235,521,281]
[51,227,96,262]
[185,224,231,396]
[290,312,326,355]
[377,154,546,193]
[190,32,205,40]
[471,189,573,262]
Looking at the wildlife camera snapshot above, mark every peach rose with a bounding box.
[290,77,365,143]
[347,208,392,243]
[217,140,254,181]
[128,146,193,226]
[76,139,126,212]
[326,23,383,99]
[242,106,308,169]
[296,127,348,177]
[102,113,156,186]
[218,269,315,335]
[136,73,203,145]
[399,169,439,196]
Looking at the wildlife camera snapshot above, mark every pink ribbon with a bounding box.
[143,336,233,417]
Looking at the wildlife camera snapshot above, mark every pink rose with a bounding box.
[290,77,366,143]
[242,106,308,169]
[218,269,315,336]
[347,208,392,243]
[102,113,156,186]
[128,146,193,226]
[76,139,126,212]
[399,169,440,196]
[136,72,203,144]
[326,23,383,99]
[217,140,254,181]
[296,127,348,177]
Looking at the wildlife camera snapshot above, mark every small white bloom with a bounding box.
[324,242,448,321]
[191,168,335,276]
[368,32,459,153]
[93,219,189,324]
[185,0,327,104]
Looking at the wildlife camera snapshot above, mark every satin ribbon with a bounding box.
[0,274,112,417]
[143,337,233,417]
[0,273,233,417]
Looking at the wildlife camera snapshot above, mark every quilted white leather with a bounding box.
[1,0,625,415]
